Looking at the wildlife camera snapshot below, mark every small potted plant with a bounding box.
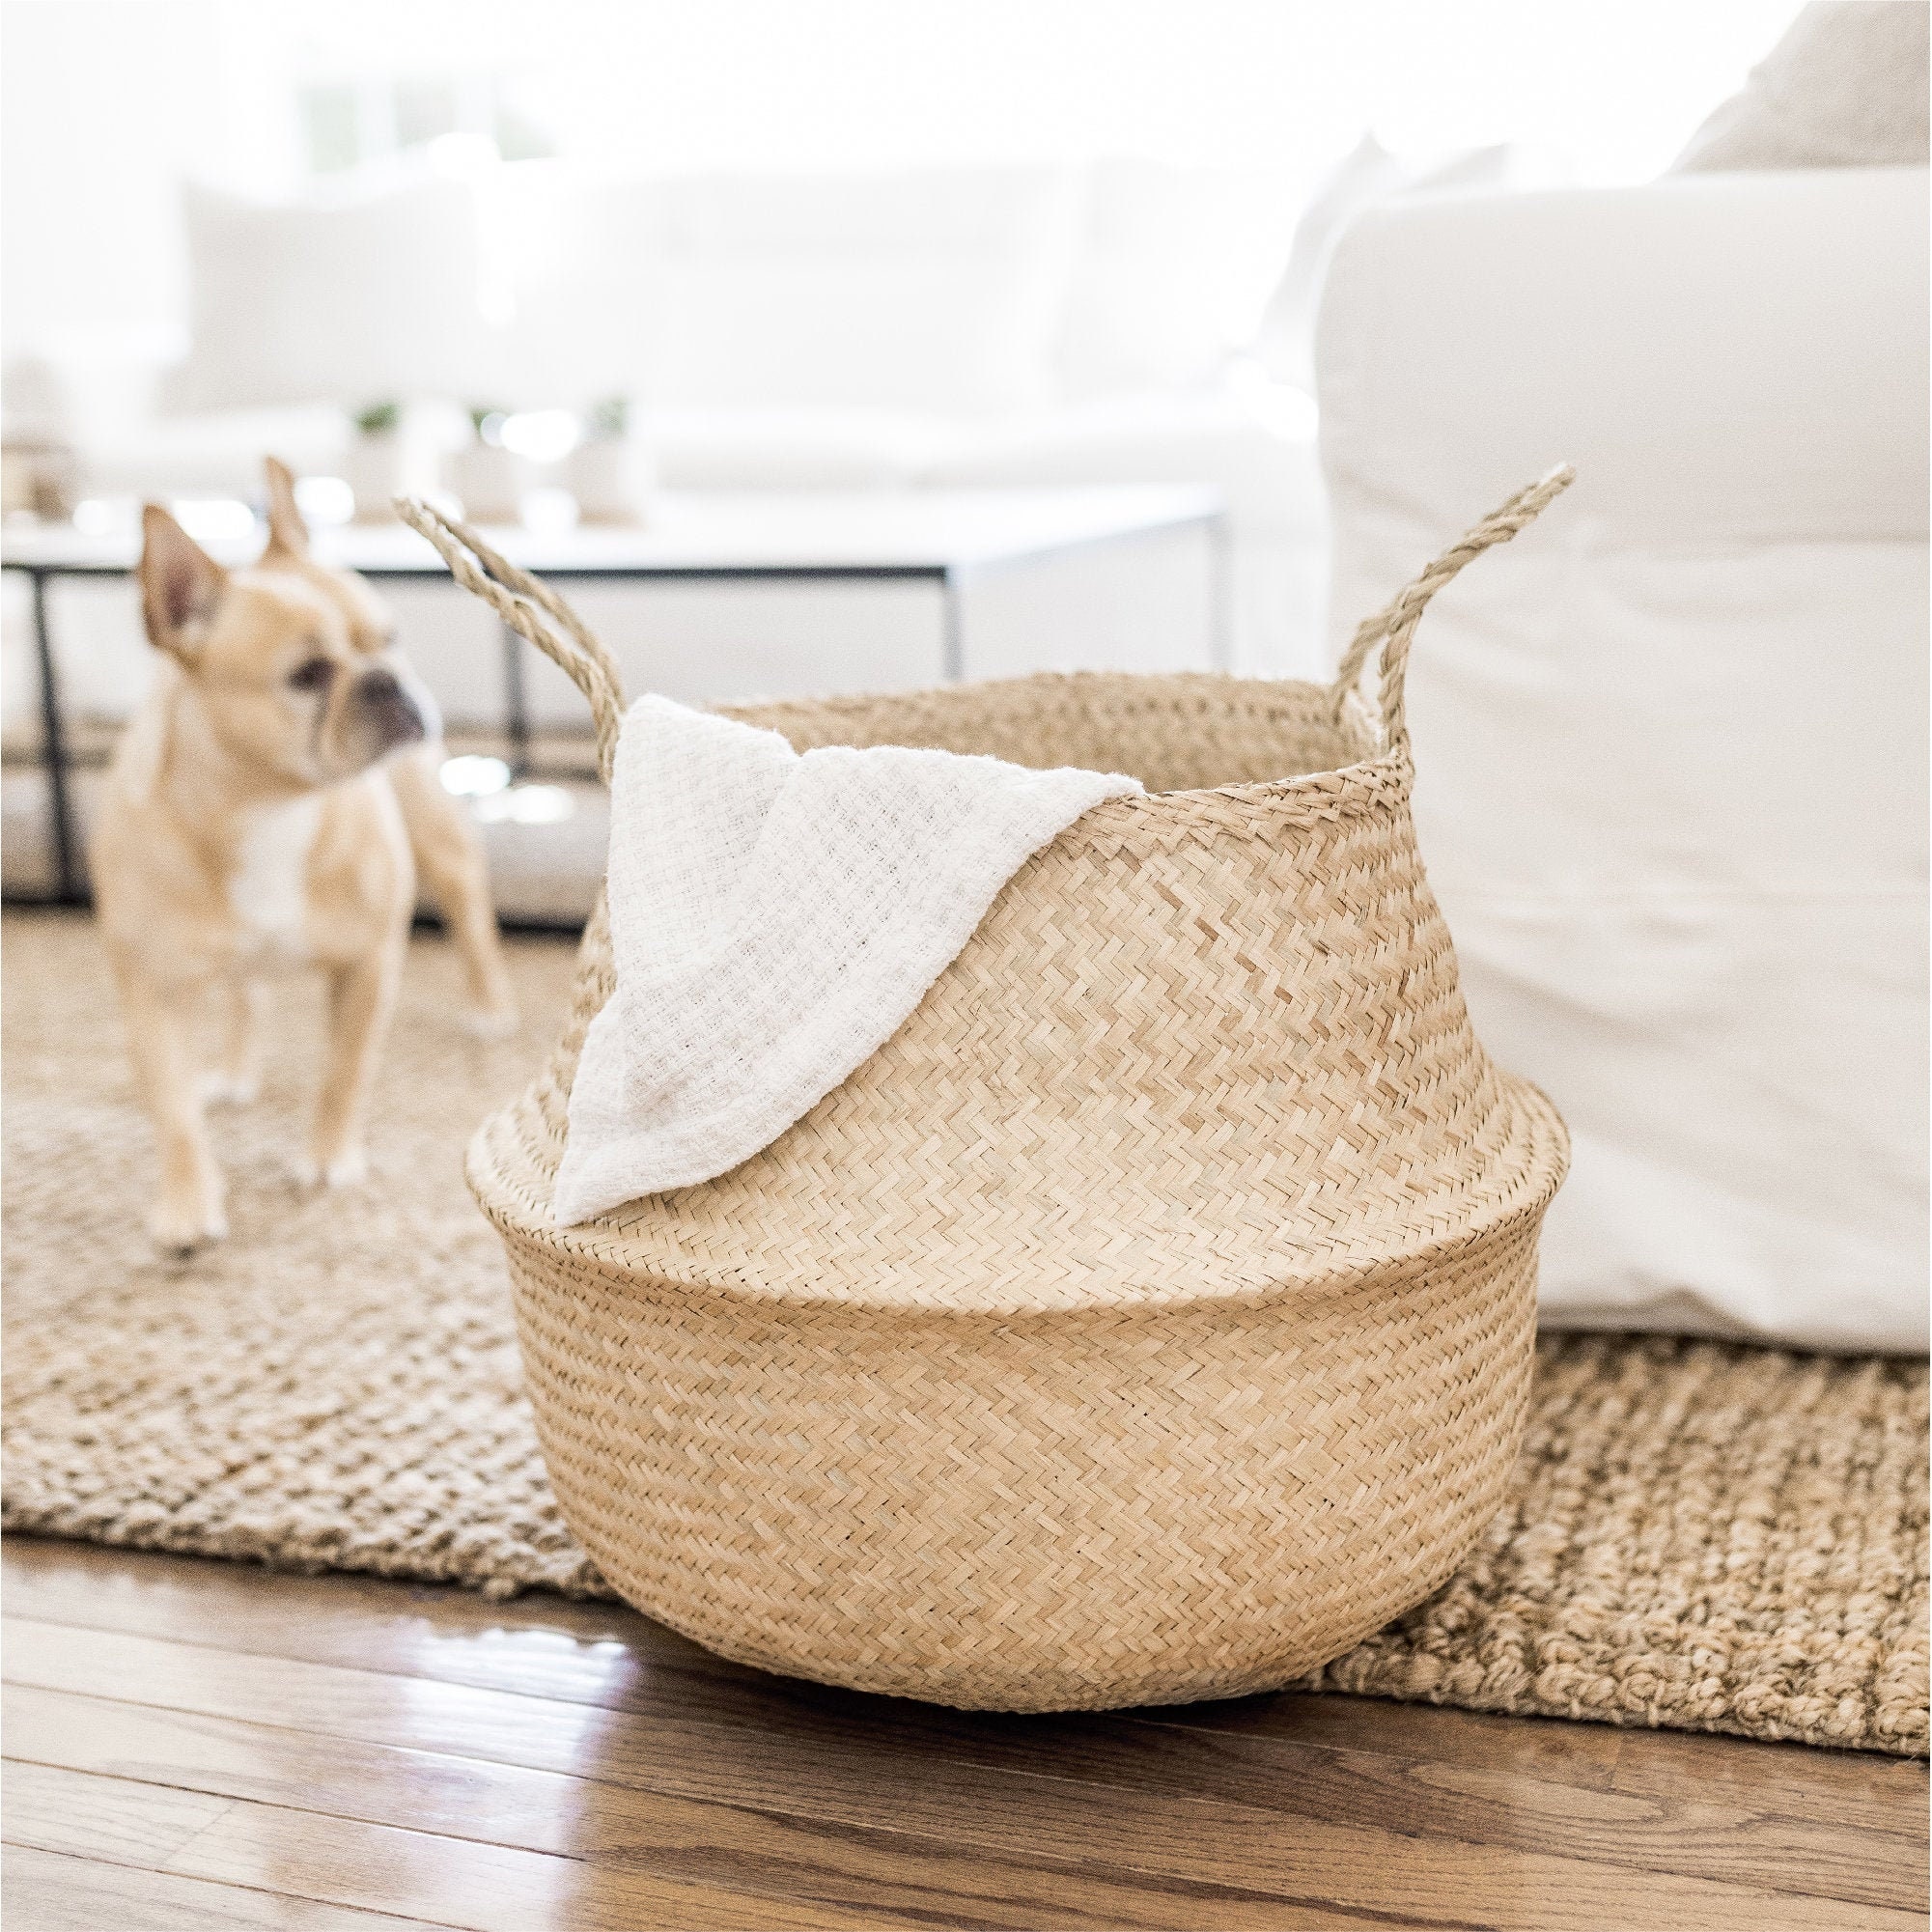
[342,401,405,523]
[447,405,528,526]
[567,395,655,526]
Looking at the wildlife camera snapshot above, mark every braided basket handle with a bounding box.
[395,498,629,783]
[399,471,1571,785]
[1330,465,1574,757]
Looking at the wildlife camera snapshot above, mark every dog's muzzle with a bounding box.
[353,666,429,755]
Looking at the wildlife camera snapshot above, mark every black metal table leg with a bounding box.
[940,569,965,683]
[1208,510,1236,674]
[29,570,83,906]
[501,618,531,778]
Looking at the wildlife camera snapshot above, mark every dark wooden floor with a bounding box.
[2,1538,1924,1931]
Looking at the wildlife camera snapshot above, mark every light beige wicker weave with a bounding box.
[401,469,1574,1713]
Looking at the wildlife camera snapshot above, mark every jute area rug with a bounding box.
[3,910,1924,1755]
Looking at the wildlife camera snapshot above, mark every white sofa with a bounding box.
[1317,167,1929,1351]
[9,161,1325,685]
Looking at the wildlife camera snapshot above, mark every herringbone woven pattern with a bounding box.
[399,476,1575,1711]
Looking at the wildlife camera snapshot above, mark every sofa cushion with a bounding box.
[171,176,498,412]
[649,169,1078,418]
[1676,0,1930,171]
[491,165,1079,419]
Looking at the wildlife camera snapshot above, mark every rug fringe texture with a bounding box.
[3,912,1924,1751]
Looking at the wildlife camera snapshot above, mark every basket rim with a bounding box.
[467,1069,1568,1319]
[718,676,1414,857]
[726,667,1401,798]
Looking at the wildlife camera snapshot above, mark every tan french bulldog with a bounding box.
[93,458,518,1253]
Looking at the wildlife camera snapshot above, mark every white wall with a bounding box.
[281,0,1799,179]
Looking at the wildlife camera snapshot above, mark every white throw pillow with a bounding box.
[172,175,498,412]
[1676,0,1930,171]
[646,169,1078,418]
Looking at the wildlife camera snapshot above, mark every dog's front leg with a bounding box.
[110,952,227,1253]
[305,938,404,1188]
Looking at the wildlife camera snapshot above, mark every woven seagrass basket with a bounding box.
[404,469,1573,1713]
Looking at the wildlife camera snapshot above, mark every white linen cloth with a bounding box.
[552,694,1141,1225]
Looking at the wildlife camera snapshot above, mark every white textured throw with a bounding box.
[552,695,1142,1224]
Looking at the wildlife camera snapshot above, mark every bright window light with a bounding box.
[424,130,503,177]
[499,409,581,463]
[71,499,119,536]
[473,783,577,826]
[172,497,257,544]
[440,754,512,797]
[294,475,355,527]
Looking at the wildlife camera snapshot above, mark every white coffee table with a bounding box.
[4,486,1228,905]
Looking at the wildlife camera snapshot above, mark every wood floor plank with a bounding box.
[4,1543,1922,1912]
[3,1752,234,1867]
[1120,1707,1916,1900]
[1175,1674,1929,1842]
[5,1615,1918,1932]
[3,1845,453,1932]
[0,1537,1626,1787]
[1122,1708,1928,1911]
[1607,1717,1932,1834]
[0,1538,650,1660]
[1150,1689,1627,1791]
[2,1686,1375,1931]
[15,1537,1922,1897]
[172,1796,916,1932]
[2,1762,913,1932]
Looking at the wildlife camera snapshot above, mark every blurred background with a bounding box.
[0,0,1813,916]
[5,0,1796,348]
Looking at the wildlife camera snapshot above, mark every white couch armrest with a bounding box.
[1318,169,1928,558]
[1315,168,1929,1352]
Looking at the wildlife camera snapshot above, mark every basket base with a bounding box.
[507,1220,1544,1713]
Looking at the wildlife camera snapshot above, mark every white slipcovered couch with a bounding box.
[1317,166,1928,1351]
[11,161,1325,682]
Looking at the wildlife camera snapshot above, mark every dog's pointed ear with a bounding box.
[139,504,228,658]
[262,455,309,560]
